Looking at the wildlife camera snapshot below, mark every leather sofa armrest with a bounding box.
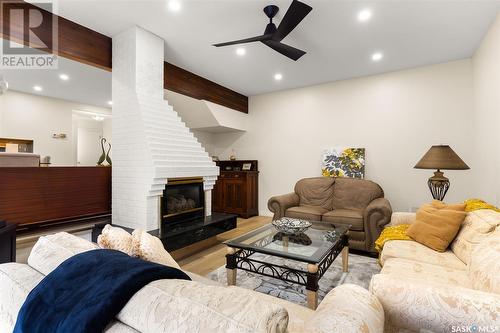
[306,284,384,333]
[388,212,416,226]
[370,274,500,332]
[267,192,300,220]
[364,198,392,252]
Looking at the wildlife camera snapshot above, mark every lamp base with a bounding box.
[428,170,450,201]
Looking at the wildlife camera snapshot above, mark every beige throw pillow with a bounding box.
[406,200,466,252]
[131,229,180,269]
[97,224,134,255]
[451,210,500,264]
[468,229,500,294]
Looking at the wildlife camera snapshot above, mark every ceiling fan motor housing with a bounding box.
[263,5,279,19]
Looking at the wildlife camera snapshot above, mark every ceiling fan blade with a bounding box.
[213,34,272,47]
[261,40,306,61]
[273,0,312,41]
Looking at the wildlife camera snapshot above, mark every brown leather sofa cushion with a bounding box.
[332,178,384,210]
[294,177,335,210]
[322,209,364,231]
[285,206,328,221]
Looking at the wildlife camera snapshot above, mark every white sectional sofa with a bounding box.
[370,210,500,333]
[0,232,384,333]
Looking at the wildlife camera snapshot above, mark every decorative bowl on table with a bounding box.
[272,217,312,235]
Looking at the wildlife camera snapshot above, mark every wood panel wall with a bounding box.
[0,167,111,227]
[0,0,248,112]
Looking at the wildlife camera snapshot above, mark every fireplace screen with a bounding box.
[162,178,204,226]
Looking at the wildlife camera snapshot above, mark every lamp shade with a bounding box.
[414,145,470,170]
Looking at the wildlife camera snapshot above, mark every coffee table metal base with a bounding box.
[225,236,349,310]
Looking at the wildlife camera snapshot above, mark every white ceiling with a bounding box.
[3,0,499,106]
[50,0,499,96]
[0,53,112,108]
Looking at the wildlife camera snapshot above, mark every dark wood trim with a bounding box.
[164,63,248,113]
[1,0,248,112]
[0,167,111,227]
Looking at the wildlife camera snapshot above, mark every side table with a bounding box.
[0,221,16,263]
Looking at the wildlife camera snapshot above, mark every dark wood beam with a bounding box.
[164,63,248,113]
[0,0,248,112]
[0,0,112,70]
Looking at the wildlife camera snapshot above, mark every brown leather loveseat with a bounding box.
[268,177,392,253]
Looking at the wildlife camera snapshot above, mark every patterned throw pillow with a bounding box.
[468,229,500,293]
[131,229,180,269]
[451,210,500,264]
[97,224,134,255]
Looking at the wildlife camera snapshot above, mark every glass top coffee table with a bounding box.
[224,222,349,309]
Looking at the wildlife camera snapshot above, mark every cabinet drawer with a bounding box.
[220,172,244,178]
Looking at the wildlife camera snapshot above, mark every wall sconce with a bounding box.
[52,133,67,139]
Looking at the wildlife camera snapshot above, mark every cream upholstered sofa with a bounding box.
[370,210,500,333]
[0,232,384,333]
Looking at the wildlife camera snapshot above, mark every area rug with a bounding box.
[206,252,380,307]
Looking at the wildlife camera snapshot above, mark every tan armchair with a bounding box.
[268,177,392,253]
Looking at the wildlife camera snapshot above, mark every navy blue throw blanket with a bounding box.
[14,249,191,333]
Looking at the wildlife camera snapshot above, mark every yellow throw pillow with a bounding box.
[407,201,467,252]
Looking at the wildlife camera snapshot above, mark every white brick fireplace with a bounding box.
[112,26,219,231]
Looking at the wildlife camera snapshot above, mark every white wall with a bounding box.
[472,14,500,206]
[0,90,110,166]
[214,60,476,214]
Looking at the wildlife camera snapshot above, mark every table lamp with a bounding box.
[414,145,469,201]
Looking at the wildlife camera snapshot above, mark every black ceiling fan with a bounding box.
[213,0,312,61]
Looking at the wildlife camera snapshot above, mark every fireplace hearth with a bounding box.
[161,178,205,229]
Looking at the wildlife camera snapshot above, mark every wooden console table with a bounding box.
[0,167,111,232]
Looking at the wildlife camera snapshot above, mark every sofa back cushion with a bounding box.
[451,210,500,264]
[28,232,98,276]
[117,280,289,333]
[331,177,384,210]
[468,229,500,294]
[294,177,335,210]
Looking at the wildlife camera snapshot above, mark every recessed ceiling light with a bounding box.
[92,115,105,121]
[371,52,383,62]
[358,9,372,22]
[59,73,69,81]
[33,85,42,92]
[274,73,283,81]
[107,100,113,106]
[168,0,181,12]
[235,48,246,56]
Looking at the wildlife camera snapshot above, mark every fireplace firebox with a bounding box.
[161,178,205,229]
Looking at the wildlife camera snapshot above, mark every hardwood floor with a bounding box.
[175,216,271,276]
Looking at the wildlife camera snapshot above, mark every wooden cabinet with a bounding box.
[212,161,258,218]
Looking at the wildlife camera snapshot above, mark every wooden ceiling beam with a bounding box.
[0,0,248,113]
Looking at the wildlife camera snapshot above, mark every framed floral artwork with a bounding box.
[321,148,365,178]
